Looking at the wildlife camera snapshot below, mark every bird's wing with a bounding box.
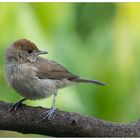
[35,57,77,80]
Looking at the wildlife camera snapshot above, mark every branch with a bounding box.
[0,101,140,137]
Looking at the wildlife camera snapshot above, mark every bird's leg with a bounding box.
[42,93,57,120]
[9,98,27,111]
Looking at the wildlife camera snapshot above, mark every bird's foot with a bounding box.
[9,102,22,111]
[42,107,56,120]
[8,98,26,111]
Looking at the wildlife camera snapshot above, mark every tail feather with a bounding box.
[75,77,107,86]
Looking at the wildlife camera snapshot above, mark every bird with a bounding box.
[5,39,106,120]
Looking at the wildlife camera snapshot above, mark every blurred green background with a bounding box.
[0,2,140,137]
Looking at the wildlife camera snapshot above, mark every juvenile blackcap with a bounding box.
[5,39,106,119]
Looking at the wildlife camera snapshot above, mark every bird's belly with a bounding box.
[11,78,74,100]
[5,64,57,100]
[13,78,58,100]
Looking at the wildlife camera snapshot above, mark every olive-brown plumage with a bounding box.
[5,39,106,119]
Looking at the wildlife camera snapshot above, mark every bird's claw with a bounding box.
[42,107,55,120]
[8,102,22,111]
[8,98,26,112]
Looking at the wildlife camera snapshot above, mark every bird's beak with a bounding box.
[36,50,48,55]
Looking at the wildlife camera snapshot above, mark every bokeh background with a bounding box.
[0,2,140,137]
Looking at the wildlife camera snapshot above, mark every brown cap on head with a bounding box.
[12,39,39,52]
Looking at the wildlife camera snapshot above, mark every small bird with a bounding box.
[5,39,106,119]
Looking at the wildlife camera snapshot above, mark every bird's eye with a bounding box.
[28,49,33,54]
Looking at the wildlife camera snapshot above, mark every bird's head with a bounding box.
[6,39,48,63]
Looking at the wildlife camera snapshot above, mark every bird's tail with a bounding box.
[75,77,107,86]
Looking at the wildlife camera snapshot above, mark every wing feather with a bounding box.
[35,57,77,80]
